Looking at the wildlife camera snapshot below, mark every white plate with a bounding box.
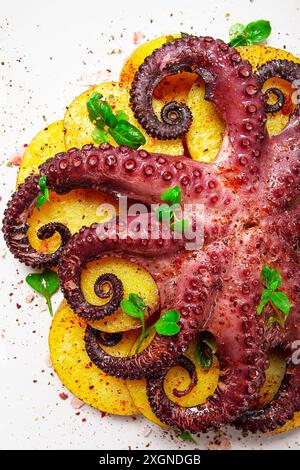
[0,0,299,450]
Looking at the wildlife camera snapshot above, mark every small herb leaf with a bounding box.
[37,176,50,210]
[170,219,189,233]
[229,23,245,41]
[156,205,174,222]
[115,110,129,122]
[245,20,272,45]
[109,120,146,149]
[180,431,196,443]
[91,128,110,144]
[25,268,59,316]
[128,293,147,311]
[229,20,271,47]
[270,291,292,317]
[160,309,180,322]
[261,265,282,290]
[257,265,292,324]
[155,320,180,336]
[160,185,182,205]
[195,338,214,370]
[155,309,181,336]
[120,300,142,318]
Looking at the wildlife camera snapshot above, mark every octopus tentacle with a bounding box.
[172,356,198,398]
[259,63,300,208]
[236,357,300,433]
[145,232,269,432]
[256,60,300,116]
[235,218,300,432]
[89,329,123,347]
[2,143,237,268]
[58,214,188,321]
[264,87,285,113]
[2,175,72,268]
[84,250,219,378]
[130,36,267,188]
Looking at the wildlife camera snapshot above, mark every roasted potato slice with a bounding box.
[83,257,159,333]
[64,81,184,156]
[49,300,138,415]
[120,35,180,85]
[17,120,65,185]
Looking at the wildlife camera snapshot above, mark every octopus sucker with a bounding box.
[3,35,300,435]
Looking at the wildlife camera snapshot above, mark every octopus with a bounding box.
[2,36,300,434]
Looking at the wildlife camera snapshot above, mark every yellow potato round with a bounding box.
[120,35,180,85]
[82,257,159,333]
[49,300,138,415]
[17,120,65,185]
[186,46,300,162]
[64,81,184,156]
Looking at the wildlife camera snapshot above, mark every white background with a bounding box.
[0,0,299,450]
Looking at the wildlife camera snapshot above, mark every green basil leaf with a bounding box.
[86,92,104,124]
[244,20,271,45]
[98,100,118,128]
[270,291,292,316]
[109,121,146,149]
[128,293,147,311]
[38,175,48,193]
[25,269,59,316]
[120,299,142,318]
[155,320,180,336]
[261,265,282,291]
[229,33,249,47]
[195,338,213,370]
[41,268,60,295]
[257,297,268,315]
[115,110,129,122]
[229,22,245,41]
[87,92,117,128]
[92,128,109,144]
[180,431,195,442]
[170,219,189,233]
[160,185,182,205]
[156,205,173,222]
[160,309,180,322]
[36,194,46,211]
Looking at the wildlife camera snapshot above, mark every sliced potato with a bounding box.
[17,120,65,185]
[82,257,159,333]
[49,300,138,415]
[64,81,184,156]
[120,35,180,85]
[186,46,300,162]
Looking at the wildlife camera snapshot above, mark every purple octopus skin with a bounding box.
[3,37,300,433]
[2,143,241,269]
[234,215,300,432]
[147,228,269,432]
